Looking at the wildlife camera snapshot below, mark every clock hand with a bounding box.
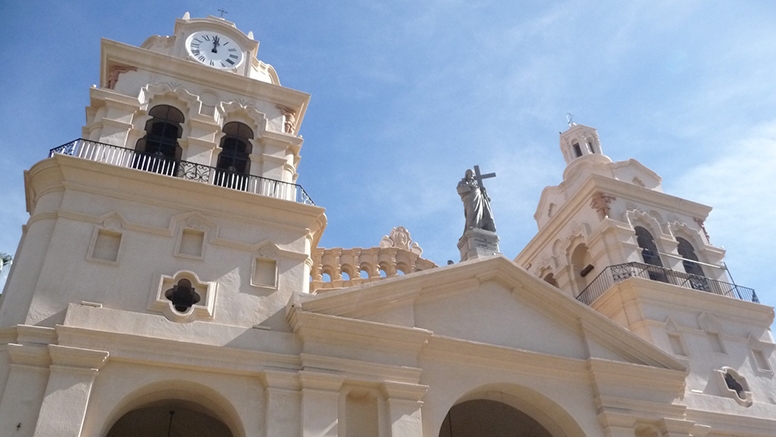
[211,36,221,53]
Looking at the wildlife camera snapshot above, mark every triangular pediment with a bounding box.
[292,256,684,371]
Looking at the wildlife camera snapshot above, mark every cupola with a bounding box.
[559,123,603,165]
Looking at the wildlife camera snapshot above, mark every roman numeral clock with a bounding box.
[185,30,244,69]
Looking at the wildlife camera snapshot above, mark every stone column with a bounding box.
[264,370,302,437]
[32,345,108,437]
[382,381,428,437]
[299,371,345,437]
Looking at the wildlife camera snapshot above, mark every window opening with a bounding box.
[134,105,184,175]
[216,122,253,190]
[635,226,667,282]
[677,237,709,291]
[164,278,201,313]
[724,371,745,399]
[572,143,582,158]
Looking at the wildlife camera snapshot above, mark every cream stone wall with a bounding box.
[2,14,776,437]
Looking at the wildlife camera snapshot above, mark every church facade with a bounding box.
[0,14,774,437]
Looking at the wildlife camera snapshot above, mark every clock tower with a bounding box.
[0,15,325,436]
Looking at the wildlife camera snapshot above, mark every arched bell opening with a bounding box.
[635,226,667,282]
[134,105,184,175]
[570,243,594,294]
[439,399,553,437]
[106,399,233,437]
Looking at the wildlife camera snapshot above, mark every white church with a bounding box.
[0,14,774,437]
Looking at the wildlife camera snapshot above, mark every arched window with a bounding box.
[635,226,667,282]
[572,143,582,157]
[216,122,253,189]
[134,105,184,174]
[635,227,662,267]
[677,237,709,291]
[677,238,704,276]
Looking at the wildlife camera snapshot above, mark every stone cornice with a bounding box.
[587,358,686,395]
[592,279,775,327]
[49,344,109,370]
[27,154,325,235]
[7,343,51,367]
[299,370,346,391]
[288,311,432,355]
[381,381,428,402]
[422,335,588,378]
[300,353,422,385]
[685,408,776,437]
[55,325,301,375]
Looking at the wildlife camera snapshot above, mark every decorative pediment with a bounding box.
[138,83,202,118]
[216,101,268,137]
[292,256,685,371]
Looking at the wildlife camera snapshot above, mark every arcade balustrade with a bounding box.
[49,139,314,205]
[576,261,758,306]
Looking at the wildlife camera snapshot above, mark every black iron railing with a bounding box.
[576,261,758,305]
[49,139,314,205]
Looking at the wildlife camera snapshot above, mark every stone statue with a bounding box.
[457,168,496,233]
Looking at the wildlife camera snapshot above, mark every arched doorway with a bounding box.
[106,399,233,437]
[439,399,553,437]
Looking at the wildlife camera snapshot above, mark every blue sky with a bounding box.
[2,1,776,311]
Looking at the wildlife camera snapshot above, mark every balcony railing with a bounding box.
[576,261,758,306]
[49,139,314,205]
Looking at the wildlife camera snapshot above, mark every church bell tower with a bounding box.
[0,13,326,332]
[516,120,771,410]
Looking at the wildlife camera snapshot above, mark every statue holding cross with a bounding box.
[457,165,497,233]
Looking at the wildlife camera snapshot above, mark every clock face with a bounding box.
[185,31,244,70]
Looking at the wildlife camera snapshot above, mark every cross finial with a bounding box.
[472,165,496,192]
[566,112,576,127]
[218,8,228,18]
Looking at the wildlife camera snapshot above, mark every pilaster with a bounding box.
[381,381,428,437]
[0,344,51,437]
[263,370,302,437]
[300,371,345,437]
[32,345,108,437]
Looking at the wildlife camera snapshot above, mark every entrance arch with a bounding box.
[107,399,233,437]
[436,386,587,437]
[439,399,552,437]
[97,380,246,437]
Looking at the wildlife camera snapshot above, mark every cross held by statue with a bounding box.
[473,165,496,191]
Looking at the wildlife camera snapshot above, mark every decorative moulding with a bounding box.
[86,225,123,266]
[715,367,753,407]
[148,270,217,323]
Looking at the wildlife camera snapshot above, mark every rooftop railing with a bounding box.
[576,261,758,306]
[49,139,314,205]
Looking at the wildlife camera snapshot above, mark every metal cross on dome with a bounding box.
[218,8,228,18]
[473,165,496,191]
